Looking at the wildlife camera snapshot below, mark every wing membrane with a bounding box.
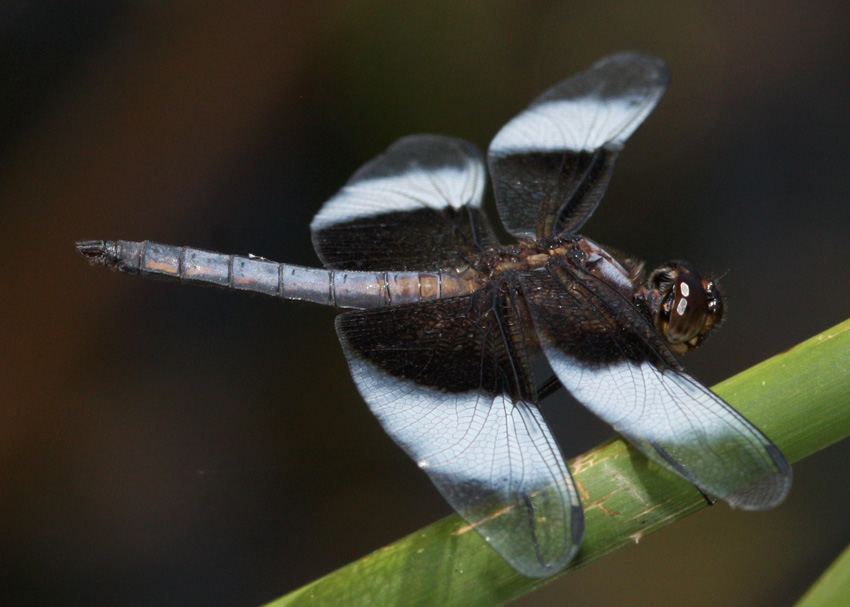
[311,135,497,271]
[335,296,583,577]
[519,262,791,509]
[488,52,670,239]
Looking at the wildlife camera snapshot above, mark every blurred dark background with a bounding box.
[2,2,850,606]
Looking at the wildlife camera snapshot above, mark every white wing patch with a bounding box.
[544,354,790,509]
[311,164,485,230]
[361,375,556,490]
[342,351,582,577]
[490,95,657,155]
[489,52,669,157]
[554,359,730,441]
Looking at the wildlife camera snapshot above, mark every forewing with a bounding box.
[519,263,791,509]
[488,52,670,240]
[311,135,497,271]
[335,296,584,577]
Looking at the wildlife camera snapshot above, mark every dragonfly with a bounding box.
[78,52,791,578]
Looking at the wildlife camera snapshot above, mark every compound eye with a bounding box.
[665,271,708,344]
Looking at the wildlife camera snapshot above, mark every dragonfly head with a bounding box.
[646,260,725,355]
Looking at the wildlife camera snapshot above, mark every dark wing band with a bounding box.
[311,135,497,271]
[488,52,670,240]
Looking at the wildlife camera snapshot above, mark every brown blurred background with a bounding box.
[2,2,850,606]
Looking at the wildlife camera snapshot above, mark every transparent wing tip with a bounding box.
[490,501,585,579]
[724,469,792,511]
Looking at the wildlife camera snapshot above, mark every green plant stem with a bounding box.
[266,318,850,607]
[795,542,850,607]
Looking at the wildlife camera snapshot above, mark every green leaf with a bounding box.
[795,542,850,607]
[265,318,850,607]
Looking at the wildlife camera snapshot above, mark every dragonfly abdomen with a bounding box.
[76,240,477,309]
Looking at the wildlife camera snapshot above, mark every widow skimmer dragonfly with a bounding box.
[78,52,790,578]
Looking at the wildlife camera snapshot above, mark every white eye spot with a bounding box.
[679,281,690,297]
[676,297,688,316]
